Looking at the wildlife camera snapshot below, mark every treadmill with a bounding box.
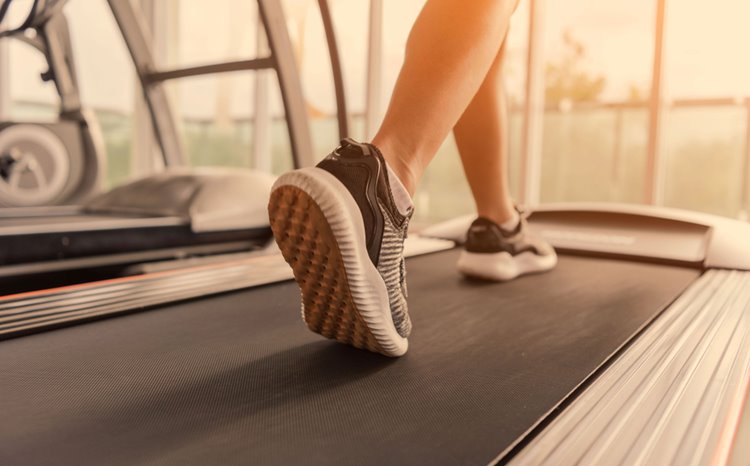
[0,0,320,288]
[1,204,749,465]
[0,168,277,282]
[2,1,749,464]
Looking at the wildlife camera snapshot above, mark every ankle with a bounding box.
[479,205,518,230]
[370,139,419,196]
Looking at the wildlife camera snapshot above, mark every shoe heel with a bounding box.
[269,184,386,354]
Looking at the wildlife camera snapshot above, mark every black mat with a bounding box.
[0,251,699,465]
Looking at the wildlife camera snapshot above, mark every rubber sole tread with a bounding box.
[268,185,385,354]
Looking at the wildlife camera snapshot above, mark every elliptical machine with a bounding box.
[0,0,105,207]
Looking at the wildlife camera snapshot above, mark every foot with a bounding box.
[457,211,557,281]
[268,139,413,357]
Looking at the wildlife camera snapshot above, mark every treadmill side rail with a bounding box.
[0,235,452,339]
[505,269,750,466]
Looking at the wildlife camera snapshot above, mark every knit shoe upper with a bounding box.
[317,138,413,337]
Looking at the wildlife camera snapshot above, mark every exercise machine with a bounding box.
[1,205,749,465]
[0,0,105,207]
[0,0,351,289]
[0,1,748,464]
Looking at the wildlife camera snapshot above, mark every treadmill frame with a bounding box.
[107,0,349,169]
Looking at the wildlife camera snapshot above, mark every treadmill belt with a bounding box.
[0,251,699,465]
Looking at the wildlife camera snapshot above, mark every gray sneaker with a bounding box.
[457,210,557,281]
[268,139,412,357]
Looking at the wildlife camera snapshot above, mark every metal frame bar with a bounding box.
[0,37,8,119]
[365,0,383,139]
[741,99,750,220]
[131,0,159,177]
[257,0,313,168]
[318,0,349,139]
[107,0,185,166]
[39,13,81,113]
[114,0,336,170]
[145,57,275,83]
[645,0,668,205]
[252,12,272,172]
[519,0,545,206]
[25,0,68,27]
[511,97,750,114]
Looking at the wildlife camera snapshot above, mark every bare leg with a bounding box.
[371,0,516,195]
[453,40,516,226]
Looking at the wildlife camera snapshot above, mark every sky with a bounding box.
[4,0,750,118]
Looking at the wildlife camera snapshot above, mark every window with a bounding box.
[660,0,750,218]
[539,0,656,205]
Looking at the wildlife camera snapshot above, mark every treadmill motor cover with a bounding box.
[84,168,275,232]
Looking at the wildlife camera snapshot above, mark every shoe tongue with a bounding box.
[337,138,371,158]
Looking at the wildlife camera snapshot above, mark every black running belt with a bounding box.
[0,251,698,465]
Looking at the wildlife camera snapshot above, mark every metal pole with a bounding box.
[740,99,750,221]
[645,0,667,205]
[519,0,545,206]
[365,0,383,139]
[611,108,624,200]
[252,13,271,172]
[108,0,185,167]
[257,0,314,168]
[132,0,158,176]
[0,39,9,119]
[318,0,349,140]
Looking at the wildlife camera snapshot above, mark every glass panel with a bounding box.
[7,40,59,121]
[506,0,530,201]
[539,0,655,204]
[662,105,747,218]
[540,107,648,203]
[66,0,137,190]
[161,0,261,69]
[164,71,295,175]
[327,0,371,141]
[664,0,750,100]
[661,0,750,219]
[283,0,341,160]
[163,0,348,169]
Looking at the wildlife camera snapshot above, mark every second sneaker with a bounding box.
[457,212,557,281]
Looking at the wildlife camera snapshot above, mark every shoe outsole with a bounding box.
[268,168,408,357]
[457,250,558,282]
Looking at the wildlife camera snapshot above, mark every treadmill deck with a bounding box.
[0,251,698,465]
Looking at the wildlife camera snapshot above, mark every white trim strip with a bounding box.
[0,236,453,338]
[507,269,750,466]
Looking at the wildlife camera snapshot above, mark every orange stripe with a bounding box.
[0,257,256,302]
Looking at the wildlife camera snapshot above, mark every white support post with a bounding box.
[132,0,157,176]
[252,13,272,173]
[0,39,10,119]
[519,0,545,206]
[740,100,750,221]
[645,0,667,205]
[365,0,383,139]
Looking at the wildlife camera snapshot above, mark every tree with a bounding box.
[545,31,606,106]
